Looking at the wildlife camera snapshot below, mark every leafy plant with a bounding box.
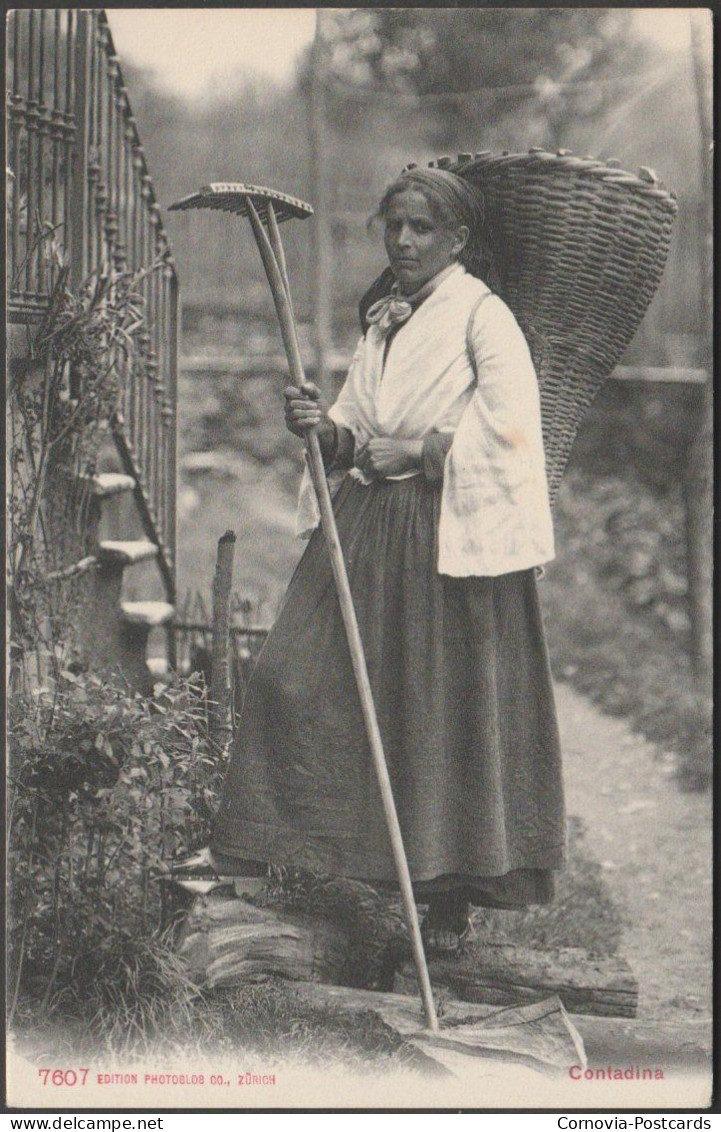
[8,227,164,691]
[7,670,223,1026]
[543,469,711,788]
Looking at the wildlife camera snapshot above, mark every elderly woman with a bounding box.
[210,167,565,953]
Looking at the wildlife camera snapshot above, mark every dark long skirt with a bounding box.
[211,475,566,908]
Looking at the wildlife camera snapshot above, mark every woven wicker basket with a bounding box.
[363,149,678,507]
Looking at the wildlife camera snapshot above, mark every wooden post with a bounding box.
[209,530,236,751]
[683,13,712,703]
[308,10,333,386]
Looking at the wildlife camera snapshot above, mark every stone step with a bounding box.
[121,601,175,627]
[81,472,136,497]
[98,539,159,566]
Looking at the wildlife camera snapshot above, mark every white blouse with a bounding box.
[296,264,555,577]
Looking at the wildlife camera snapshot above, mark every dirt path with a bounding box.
[555,681,712,1025]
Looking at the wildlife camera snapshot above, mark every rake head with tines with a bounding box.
[169,182,313,224]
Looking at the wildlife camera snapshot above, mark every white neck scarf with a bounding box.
[364,263,458,336]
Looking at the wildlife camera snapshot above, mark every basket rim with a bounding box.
[407,149,678,212]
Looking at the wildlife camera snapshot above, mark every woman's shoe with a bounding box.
[171,846,220,879]
[420,919,472,957]
[170,849,268,898]
[420,889,472,957]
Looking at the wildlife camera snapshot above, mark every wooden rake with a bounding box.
[170,183,439,1033]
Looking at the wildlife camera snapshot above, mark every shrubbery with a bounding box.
[543,470,711,787]
[7,670,220,1025]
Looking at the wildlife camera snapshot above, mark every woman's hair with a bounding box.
[372,167,491,281]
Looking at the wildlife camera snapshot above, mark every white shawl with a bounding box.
[297,264,555,577]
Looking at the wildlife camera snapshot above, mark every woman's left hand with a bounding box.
[355,438,423,479]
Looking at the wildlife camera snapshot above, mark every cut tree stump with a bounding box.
[395,942,637,1019]
[177,895,349,988]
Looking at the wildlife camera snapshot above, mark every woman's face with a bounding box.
[383,189,467,294]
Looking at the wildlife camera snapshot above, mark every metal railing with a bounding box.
[165,591,269,720]
[7,9,177,599]
[170,622,268,721]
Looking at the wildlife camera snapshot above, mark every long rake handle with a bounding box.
[246,200,439,1033]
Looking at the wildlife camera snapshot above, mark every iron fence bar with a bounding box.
[96,21,109,264]
[113,71,124,270]
[123,114,135,434]
[137,347,148,492]
[104,46,118,264]
[160,245,171,542]
[124,102,135,277]
[36,11,46,287]
[63,7,75,262]
[156,262,166,548]
[50,11,62,231]
[68,9,88,291]
[160,268,170,564]
[133,169,147,449]
[167,264,179,578]
[147,247,157,527]
[114,75,130,424]
[146,261,158,529]
[129,137,143,464]
[93,11,107,268]
[115,71,128,270]
[86,11,99,275]
[144,364,155,533]
[164,257,178,667]
[130,133,142,271]
[164,277,174,565]
[25,9,36,299]
[139,172,153,478]
[152,210,164,531]
[9,12,21,288]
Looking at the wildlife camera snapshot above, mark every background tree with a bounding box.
[319,9,656,149]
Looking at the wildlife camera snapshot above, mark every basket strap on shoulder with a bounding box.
[466,291,494,379]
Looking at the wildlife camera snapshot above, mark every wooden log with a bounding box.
[177,895,349,989]
[395,942,637,1019]
[176,901,590,1074]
